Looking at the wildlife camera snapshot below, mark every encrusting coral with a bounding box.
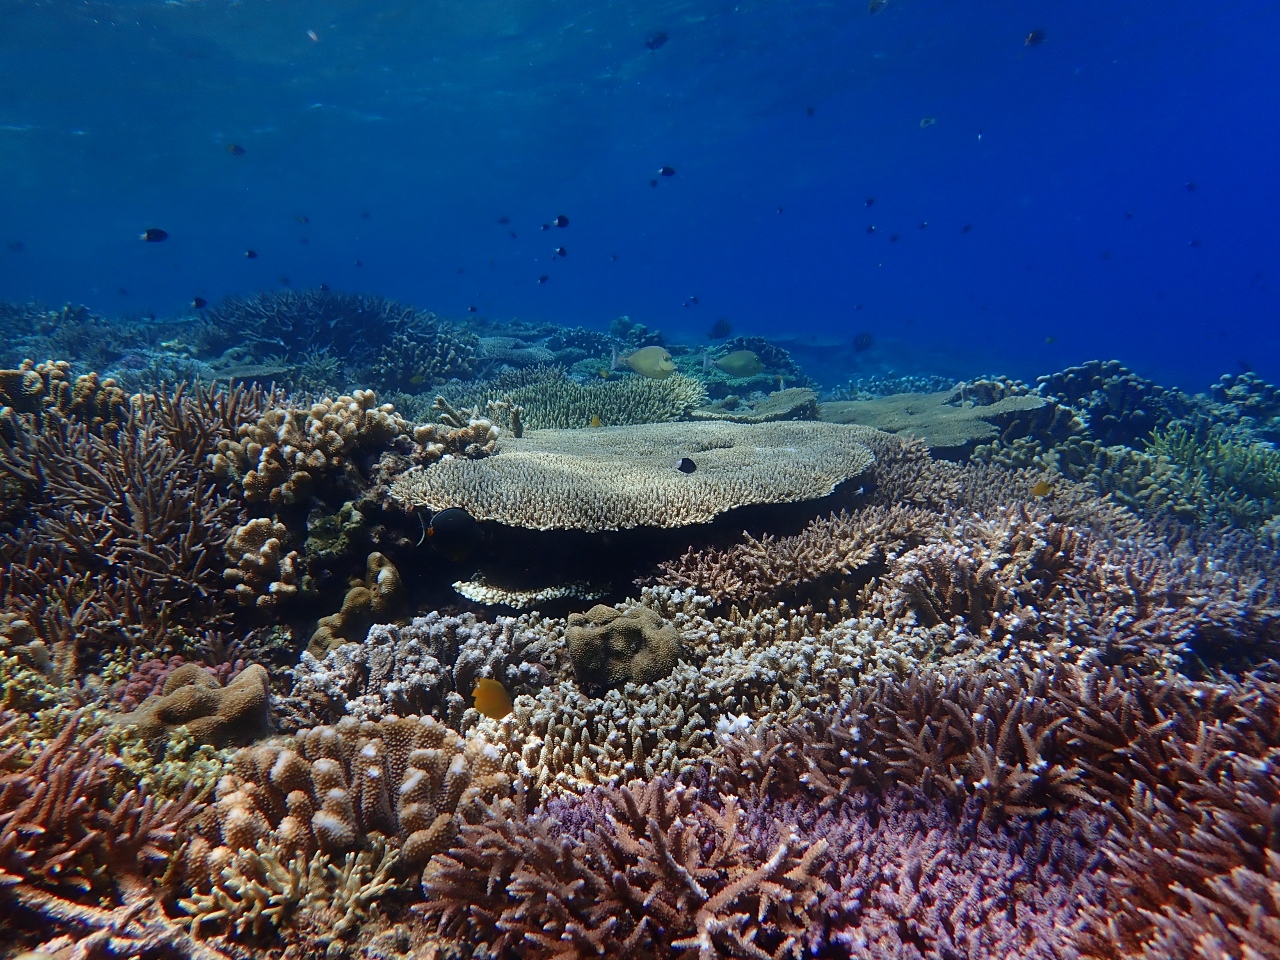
[118,662,272,748]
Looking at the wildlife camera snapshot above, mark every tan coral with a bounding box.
[565,604,682,691]
[0,359,127,426]
[223,518,304,609]
[208,715,510,870]
[119,663,272,748]
[308,552,403,656]
[390,420,877,531]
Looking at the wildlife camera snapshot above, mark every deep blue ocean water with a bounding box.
[2,0,1277,390]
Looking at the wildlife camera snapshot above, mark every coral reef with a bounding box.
[564,603,682,692]
[223,518,305,610]
[419,777,831,960]
[691,386,818,422]
[286,610,552,728]
[390,421,877,531]
[1036,359,1191,446]
[439,364,708,430]
[308,553,403,656]
[369,328,477,393]
[820,387,1073,457]
[118,662,272,748]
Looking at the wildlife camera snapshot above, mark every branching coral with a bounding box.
[419,777,831,960]
[0,381,267,656]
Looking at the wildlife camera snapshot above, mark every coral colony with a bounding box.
[1,289,1279,960]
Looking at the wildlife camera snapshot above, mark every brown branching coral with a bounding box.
[0,711,204,947]
[419,777,831,960]
[0,385,253,656]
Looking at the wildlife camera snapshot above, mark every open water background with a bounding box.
[1,0,1277,389]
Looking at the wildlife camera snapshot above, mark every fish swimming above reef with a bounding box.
[674,457,697,473]
[472,678,512,719]
[646,31,668,51]
[715,349,765,377]
[554,214,569,227]
[613,345,676,379]
[709,318,733,340]
[140,228,168,242]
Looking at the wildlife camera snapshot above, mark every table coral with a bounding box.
[390,420,877,531]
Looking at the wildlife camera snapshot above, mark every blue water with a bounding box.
[1,0,1277,389]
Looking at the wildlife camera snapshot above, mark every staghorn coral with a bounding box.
[390,420,877,531]
[0,712,202,904]
[308,552,403,656]
[564,603,682,693]
[117,662,272,748]
[438,363,707,430]
[653,503,934,609]
[285,610,553,729]
[222,518,305,610]
[0,381,266,657]
[419,776,831,960]
[369,328,478,393]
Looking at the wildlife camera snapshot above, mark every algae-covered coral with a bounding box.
[1,331,1279,960]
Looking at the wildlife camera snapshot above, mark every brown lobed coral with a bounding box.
[564,603,683,692]
[118,662,272,748]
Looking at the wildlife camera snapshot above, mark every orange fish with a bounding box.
[473,677,513,719]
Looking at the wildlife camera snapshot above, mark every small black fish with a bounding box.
[299,237,310,244]
[961,223,973,233]
[554,214,569,227]
[777,206,784,214]
[427,507,483,562]
[689,295,699,304]
[646,31,668,51]
[919,221,928,229]
[659,166,676,177]
[890,234,899,242]
[497,216,510,224]
[319,283,330,291]
[118,287,128,296]
[5,240,23,252]
[1126,210,1134,219]
[245,249,258,259]
[468,306,478,313]
[554,246,567,257]
[649,179,658,187]
[354,259,363,267]
[1024,29,1046,46]
[509,231,518,238]
[538,274,549,283]
[192,297,207,309]
[361,210,371,218]
[709,318,732,340]
[541,223,551,230]
[865,197,875,207]
[674,457,697,474]
[1185,181,1197,192]
[1189,239,1201,247]
[866,225,876,234]
[806,106,815,116]
[280,275,291,284]
[295,214,309,224]
[227,144,246,156]
[141,228,168,242]
[611,254,618,261]
[853,331,874,352]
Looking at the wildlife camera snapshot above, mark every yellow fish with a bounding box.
[473,677,513,719]
[408,374,426,386]
[1031,478,1052,497]
[715,350,765,378]
[590,414,603,428]
[617,345,675,379]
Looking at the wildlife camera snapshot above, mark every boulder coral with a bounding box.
[565,603,682,692]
